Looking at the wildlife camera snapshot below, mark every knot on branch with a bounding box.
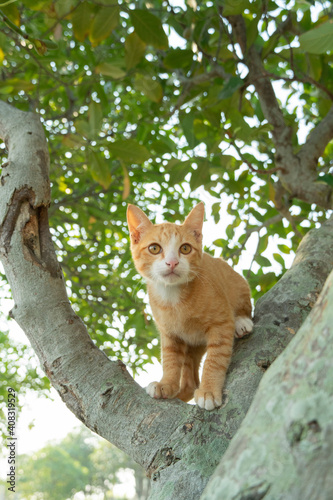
[147,447,181,481]
[0,186,35,255]
[0,186,61,278]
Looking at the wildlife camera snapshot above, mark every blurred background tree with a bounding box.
[1,425,148,499]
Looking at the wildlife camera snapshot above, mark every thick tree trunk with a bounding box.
[201,269,333,500]
[0,102,332,500]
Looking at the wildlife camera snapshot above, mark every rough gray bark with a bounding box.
[201,268,333,500]
[0,101,332,500]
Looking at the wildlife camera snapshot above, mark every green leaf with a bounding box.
[190,160,211,190]
[307,54,322,80]
[32,39,47,55]
[299,20,333,54]
[220,154,240,170]
[179,112,198,149]
[273,252,286,267]
[293,0,311,13]
[278,244,291,254]
[167,159,191,186]
[219,77,243,100]
[225,224,234,240]
[222,0,249,16]
[134,74,163,102]
[317,173,333,187]
[88,101,103,138]
[108,139,150,164]
[89,6,119,45]
[121,164,131,200]
[20,0,52,10]
[62,134,86,148]
[255,255,272,268]
[193,118,211,140]
[125,31,146,70]
[211,203,221,224]
[250,208,266,223]
[258,233,269,254]
[0,78,34,93]
[87,150,112,190]
[75,120,91,138]
[42,39,58,50]
[257,272,277,291]
[54,0,76,18]
[1,2,20,26]
[71,1,93,42]
[95,62,126,79]
[130,9,169,49]
[151,137,175,155]
[163,48,193,69]
[0,85,14,94]
[228,111,254,141]
[262,32,280,59]
[246,18,259,50]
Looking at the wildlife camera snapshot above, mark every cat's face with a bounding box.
[127,203,204,286]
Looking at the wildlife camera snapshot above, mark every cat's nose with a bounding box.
[165,259,179,271]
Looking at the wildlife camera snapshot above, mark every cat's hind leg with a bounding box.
[235,316,253,338]
[177,345,206,402]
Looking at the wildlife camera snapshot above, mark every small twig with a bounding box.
[215,8,224,61]
[228,135,285,175]
[171,67,231,114]
[246,236,260,279]
[262,69,333,101]
[273,181,303,239]
[0,0,17,6]
[0,8,57,53]
[229,214,283,260]
[40,1,82,38]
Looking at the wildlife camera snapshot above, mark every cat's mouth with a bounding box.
[164,271,180,277]
[162,271,181,281]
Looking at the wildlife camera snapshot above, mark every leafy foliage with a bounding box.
[0,0,332,375]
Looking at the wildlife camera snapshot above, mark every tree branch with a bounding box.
[264,68,333,101]
[201,267,333,500]
[171,67,231,114]
[228,16,291,143]
[298,104,333,167]
[228,213,283,260]
[228,15,333,209]
[1,102,333,500]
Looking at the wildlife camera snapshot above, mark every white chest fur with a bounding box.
[149,282,182,306]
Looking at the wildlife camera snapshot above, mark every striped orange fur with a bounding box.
[127,202,253,410]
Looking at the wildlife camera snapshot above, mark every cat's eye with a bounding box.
[148,243,162,255]
[180,243,192,255]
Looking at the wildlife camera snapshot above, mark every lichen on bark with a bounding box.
[201,270,333,500]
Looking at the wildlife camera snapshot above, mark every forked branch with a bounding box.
[1,102,333,500]
[227,15,333,209]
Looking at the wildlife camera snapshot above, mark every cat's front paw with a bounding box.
[194,389,222,411]
[146,381,179,400]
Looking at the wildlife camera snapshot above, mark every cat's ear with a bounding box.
[183,202,204,242]
[127,204,152,244]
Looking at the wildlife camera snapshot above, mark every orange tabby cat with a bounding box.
[127,202,253,410]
